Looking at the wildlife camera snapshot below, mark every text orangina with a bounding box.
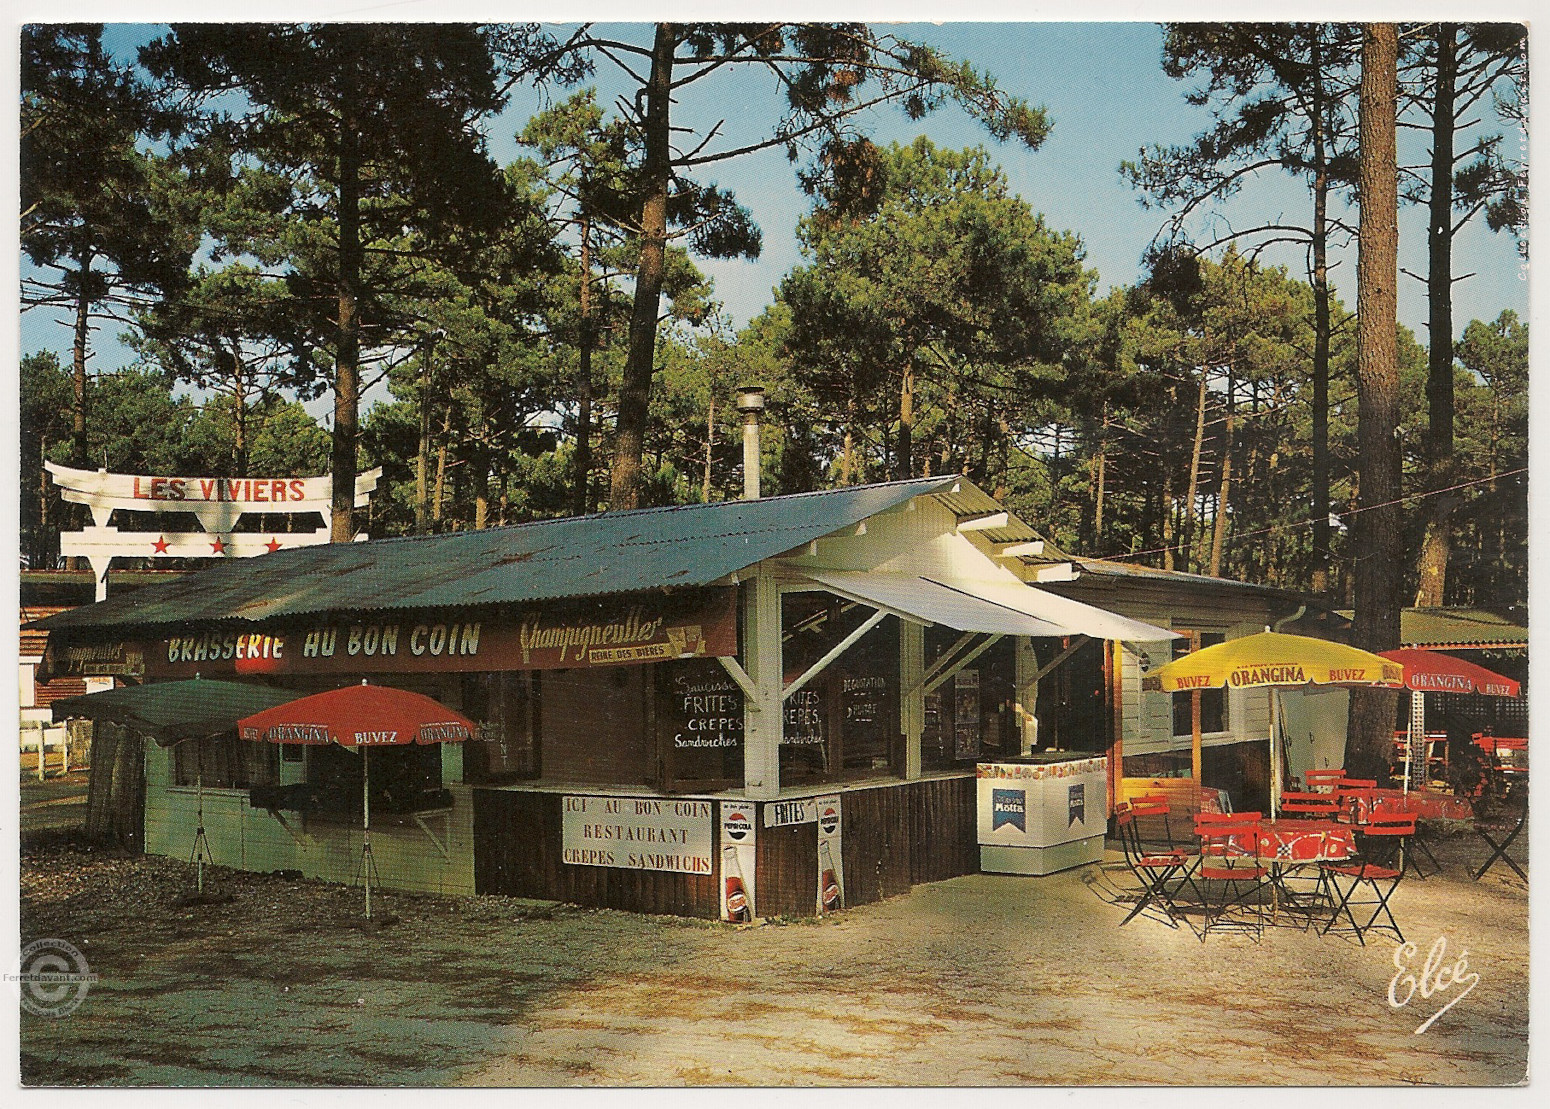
[1228,665,1308,686]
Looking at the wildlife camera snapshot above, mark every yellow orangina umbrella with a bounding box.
[1143,631,1404,817]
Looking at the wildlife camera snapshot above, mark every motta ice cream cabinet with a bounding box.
[976,755,1109,875]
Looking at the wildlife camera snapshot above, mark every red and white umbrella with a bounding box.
[1379,648,1521,698]
[239,683,475,918]
[1379,649,1523,791]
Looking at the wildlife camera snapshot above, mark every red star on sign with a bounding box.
[210,536,226,554]
[264,537,282,553]
[152,536,170,553]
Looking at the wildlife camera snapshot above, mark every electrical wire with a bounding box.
[1102,466,1528,564]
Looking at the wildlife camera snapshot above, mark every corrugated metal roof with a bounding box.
[1067,558,1312,601]
[32,478,959,633]
[1335,607,1529,649]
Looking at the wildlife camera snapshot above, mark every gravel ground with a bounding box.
[17,818,1528,1088]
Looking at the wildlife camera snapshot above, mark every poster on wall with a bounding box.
[953,669,982,760]
[815,794,843,914]
[560,795,713,874]
[720,800,757,922]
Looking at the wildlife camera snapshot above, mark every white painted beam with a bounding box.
[956,511,1009,533]
[782,609,887,702]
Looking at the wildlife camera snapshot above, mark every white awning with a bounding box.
[803,570,1179,642]
[947,577,1180,643]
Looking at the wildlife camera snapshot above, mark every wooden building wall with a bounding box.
[473,774,978,919]
[143,742,476,896]
[472,788,720,917]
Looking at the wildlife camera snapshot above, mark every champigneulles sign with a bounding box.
[45,589,739,680]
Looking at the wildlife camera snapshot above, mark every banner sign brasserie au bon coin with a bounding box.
[47,589,737,679]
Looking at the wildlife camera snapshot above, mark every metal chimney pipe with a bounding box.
[735,386,765,500]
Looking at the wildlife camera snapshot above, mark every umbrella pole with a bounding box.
[1404,690,1426,795]
[1270,690,1281,820]
[196,765,205,894]
[363,746,372,921]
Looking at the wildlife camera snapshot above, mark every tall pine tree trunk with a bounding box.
[610,23,675,511]
[71,258,93,470]
[573,218,595,517]
[230,345,250,476]
[1310,43,1334,595]
[1210,372,1235,576]
[1347,23,1403,785]
[703,394,715,502]
[415,341,433,533]
[895,363,915,480]
[1092,417,1107,543]
[330,70,363,542]
[1416,23,1460,606]
[1183,373,1208,573]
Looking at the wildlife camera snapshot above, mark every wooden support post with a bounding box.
[742,569,782,800]
[1109,639,1125,812]
[901,621,924,779]
[1190,631,1203,783]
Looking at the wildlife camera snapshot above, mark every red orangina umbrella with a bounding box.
[238,682,475,919]
[1380,648,1523,791]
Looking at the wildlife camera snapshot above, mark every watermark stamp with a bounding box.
[1387,935,1479,1035]
[10,938,99,1018]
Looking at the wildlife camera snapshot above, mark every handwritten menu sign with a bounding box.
[659,659,743,782]
[783,687,826,747]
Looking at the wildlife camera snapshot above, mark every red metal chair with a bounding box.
[1333,779,1379,823]
[1320,814,1414,945]
[1472,767,1528,882]
[1114,805,1196,934]
[1192,812,1268,940]
[1304,769,1347,794]
[1278,791,1342,819]
[1128,793,1181,853]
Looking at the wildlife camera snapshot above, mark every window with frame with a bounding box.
[460,671,540,783]
[173,733,279,789]
[780,592,902,784]
[1173,631,1228,737]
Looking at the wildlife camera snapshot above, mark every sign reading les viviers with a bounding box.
[46,589,738,679]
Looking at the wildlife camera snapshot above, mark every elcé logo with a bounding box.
[1389,936,1479,1034]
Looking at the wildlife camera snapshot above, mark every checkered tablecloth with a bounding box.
[1346,788,1473,824]
[1255,819,1356,863]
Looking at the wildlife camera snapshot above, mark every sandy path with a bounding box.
[20,831,1528,1087]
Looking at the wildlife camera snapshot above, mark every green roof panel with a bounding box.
[33,478,958,633]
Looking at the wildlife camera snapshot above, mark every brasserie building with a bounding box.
[37,475,1319,919]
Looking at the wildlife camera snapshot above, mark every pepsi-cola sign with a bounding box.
[819,806,840,836]
[723,809,752,842]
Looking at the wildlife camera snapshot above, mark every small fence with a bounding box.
[19,719,92,778]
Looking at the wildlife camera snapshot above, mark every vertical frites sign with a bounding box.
[720,801,757,923]
[816,794,843,914]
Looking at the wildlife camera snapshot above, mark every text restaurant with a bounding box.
[37,475,1222,920]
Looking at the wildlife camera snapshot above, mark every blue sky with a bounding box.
[18,18,1531,381]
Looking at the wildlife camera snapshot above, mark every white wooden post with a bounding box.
[741,569,782,800]
[900,620,924,779]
